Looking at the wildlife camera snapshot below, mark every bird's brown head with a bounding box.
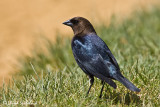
[63,17,96,36]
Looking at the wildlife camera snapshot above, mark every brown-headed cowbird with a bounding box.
[63,17,140,98]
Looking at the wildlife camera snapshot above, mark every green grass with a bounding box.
[1,8,160,106]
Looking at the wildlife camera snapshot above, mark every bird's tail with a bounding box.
[113,74,140,92]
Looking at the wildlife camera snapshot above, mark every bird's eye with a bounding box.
[71,19,79,24]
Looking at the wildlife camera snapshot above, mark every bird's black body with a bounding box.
[63,17,140,97]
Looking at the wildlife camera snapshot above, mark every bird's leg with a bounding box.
[86,76,94,96]
[99,81,105,98]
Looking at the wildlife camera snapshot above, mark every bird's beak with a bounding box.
[63,20,73,27]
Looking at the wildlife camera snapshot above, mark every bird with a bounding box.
[63,17,140,98]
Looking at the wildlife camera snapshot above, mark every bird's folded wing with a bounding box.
[92,35,120,70]
[76,53,117,89]
[105,49,120,70]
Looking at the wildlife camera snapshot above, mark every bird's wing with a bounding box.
[73,49,117,89]
[92,35,120,71]
[104,46,120,70]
